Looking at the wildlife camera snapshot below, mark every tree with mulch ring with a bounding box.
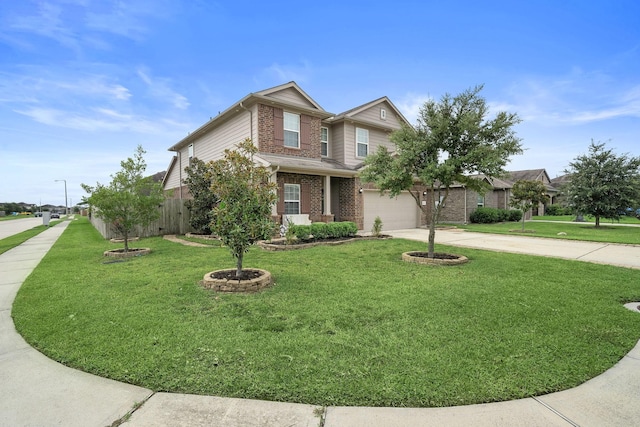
[361,85,522,262]
[82,145,163,256]
[201,139,277,292]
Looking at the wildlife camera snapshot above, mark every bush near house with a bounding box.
[289,221,358,242]
[544,205,572,216]
[470,207,522,224]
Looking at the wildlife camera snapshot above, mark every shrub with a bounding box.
[327,221,358,238]
[290,224,311,241]
[310,222,329,240]
[508,209,523,222]
[470,207,501,223]
[372,216,383,237]
[470,207,521,224]
[545,205,564,216]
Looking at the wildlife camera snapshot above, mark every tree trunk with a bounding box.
[428,222,436,258]
[123,230,129,253]
[428,199,438,258]
[595,215,600,228]
[236,252,243,278]
[521,214,526,231]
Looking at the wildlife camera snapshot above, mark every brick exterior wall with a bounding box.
[257,104,322,159]
[277,173,324,223]
[337,177,364,229]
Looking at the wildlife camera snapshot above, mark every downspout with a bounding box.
[463,186,467,224]
[239,101,253,141]
[178,151,183,199]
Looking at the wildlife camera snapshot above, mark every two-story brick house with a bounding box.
[162,81,418,230]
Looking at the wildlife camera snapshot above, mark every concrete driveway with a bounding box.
[387,228,640,270]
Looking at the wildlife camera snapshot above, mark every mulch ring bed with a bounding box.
[402,251,468,266]
[201,268,273,293]
[259,235,391,251]
[103,248,151,258]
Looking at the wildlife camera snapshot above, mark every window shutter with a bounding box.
[301,183,311,214]
[300,114,311,150]
[277,184,284,214]
[273,108,284,145]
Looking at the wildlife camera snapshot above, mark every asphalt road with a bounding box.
[0,217,45,240]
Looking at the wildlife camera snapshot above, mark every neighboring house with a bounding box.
[435,169,559,224]
[162,81,416,230]
[549,173,571,207]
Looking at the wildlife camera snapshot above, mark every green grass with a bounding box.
[13,217,640,407]
[452,220,640,245]
[535,215,640,224]
[0,215,30,221]
[0,220,64,255]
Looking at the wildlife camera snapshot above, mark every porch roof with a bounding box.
[255,154,357,177]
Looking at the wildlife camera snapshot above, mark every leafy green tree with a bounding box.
[564,141,640,227]
[82,146,164,252]
[509,180,550,231]
[209,139,277,277]
[183,158,219,234]
[361,85,522,257]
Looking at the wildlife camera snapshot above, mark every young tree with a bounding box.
[82,146,164,252]
[564,141,640,227]
[209,138,277,278]
[183,157,219,235]
[509,180,549,231]
[361,85,522,257]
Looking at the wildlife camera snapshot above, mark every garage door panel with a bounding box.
[363,191,419,231]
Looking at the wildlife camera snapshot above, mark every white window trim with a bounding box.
[188,143,194,159]
[477,195,485,208]
[283,112,300,148]
[284,183,301,215]
[321,126,329,157]
[356,127,369,158]
[380,108,386,120]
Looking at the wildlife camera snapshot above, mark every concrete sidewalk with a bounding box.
[1,221,640,426]
[0,220,152,427]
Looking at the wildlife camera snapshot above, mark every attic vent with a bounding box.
[380,108,386,120]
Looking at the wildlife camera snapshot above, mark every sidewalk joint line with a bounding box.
[575,243,610,260]
[532,396,580,427]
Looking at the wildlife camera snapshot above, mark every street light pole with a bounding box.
[55,179,68,215]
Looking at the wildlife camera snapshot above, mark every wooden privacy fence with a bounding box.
[89,198,194,239]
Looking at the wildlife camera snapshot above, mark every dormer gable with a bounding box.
[328,96,410,130]
[255,81,325,112]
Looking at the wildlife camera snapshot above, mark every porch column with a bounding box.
[270,169,278,216]
[324,175,332,215]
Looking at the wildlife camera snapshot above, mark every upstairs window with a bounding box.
[188,144,194,165]
[356,127,369,158]
[284,184,300,215]
[283,112,300,148]
[321,127,329,157]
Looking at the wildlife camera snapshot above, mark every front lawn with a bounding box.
[453,220,640,245]
[12,218,640,407]
[535,215,640,224]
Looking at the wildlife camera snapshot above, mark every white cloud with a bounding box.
[502,70,640,125]
[261,61,313,84]
[396,93,433,125]
[137,67,190,110]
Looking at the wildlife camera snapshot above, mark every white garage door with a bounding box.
[363,190,419,231]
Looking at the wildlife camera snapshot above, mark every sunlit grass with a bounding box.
[13,217,640,407]
[453,220,640,245]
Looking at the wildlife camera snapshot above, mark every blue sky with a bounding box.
[1,0,639,207]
